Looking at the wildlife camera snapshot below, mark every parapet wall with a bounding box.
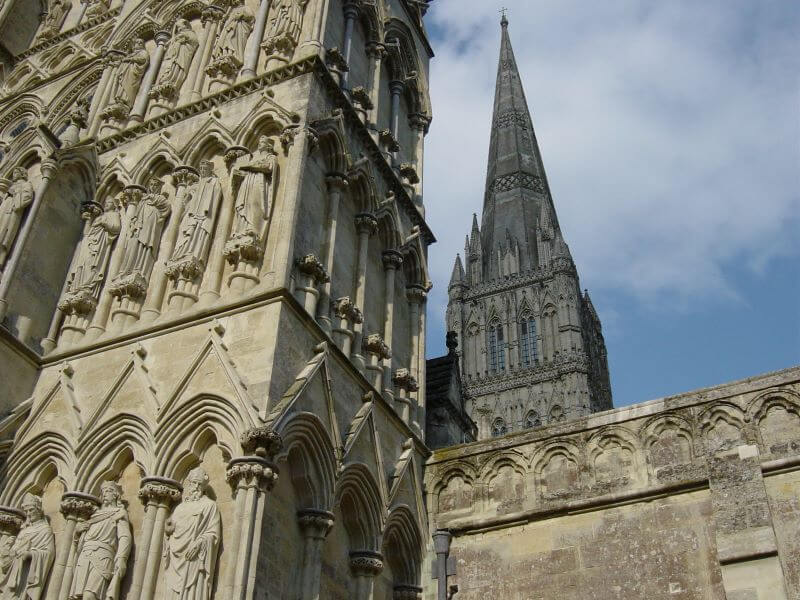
[424,366,800,599]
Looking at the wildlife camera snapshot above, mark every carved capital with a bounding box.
[172,165,200,188]
[406,284,427,304]
[80,200,103,221]
[350,86,374,110]
[393,585,422,600]
[334,296,354,320]
[365,42,386,61]
[39,158,59,180]
[393,368,418,393]
[154,30,171,46]
[103,48,125,67]
[296,254,329,284]
[137,477,182,506]
[59,492,100,520]
[165,255,204,282]
[201,4,225,23]
[409,113,431,133]
[279,124,300,153]
[398,162,419,185]
[0,506,25,535]
[363,333,391,359]
[58,288,98,316]
[224,145,250,169]
[382,249,403,270]
[349,550,384,577]
[324,47,349,73]
[121,184,145,208]
[240,426,283,458]
[342,0,360,19]
[378,129,400,152]
[107,272,148,300]
[325,172,348,192]
[355,212,378,236]
[297,508,335,540]
[224,231,263,263]
[226,457,278,492]
[389,79,405,96]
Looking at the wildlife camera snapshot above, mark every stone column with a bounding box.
[351,212,377,372]
[294,254,328,317]
[0,159,58,321]
[389,79,404,149]
[381,249,403,400]
[297,0,329,58]
[394,584,423,600]
[363,333,390,391]
[184,5,224,103]
[392,368,418,425]
[130,31,170,122]
[224,455,278,600]
[432,529,452,600]
[350,550,383,600]
[332,296,356,357]
[365,43,386,140]
[140,166,197,322]
[87,50,122,136]
[240,0,271,79]
[53,492,100,600]
[199,145,247,304]
[406,284,426,432]
[131,477,182,600]
[296,508,335,600]
[316,173,347,334]
[86,185,143,339]
[408,113,429,210]
[340,0,359,90]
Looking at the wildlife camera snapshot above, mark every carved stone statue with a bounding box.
[261,0,308,64]
[109,177,170,298]
[162,467,220,600]
[68,481,131,600]
[103,39,150,119]
[167,160,221,279]
[38,0,69,39]
[150,19,199,102]
[0,167,34,271]
[60,198,121,314]
[224,136,276,263]
[0,493,54,600]
[207,4,254,76]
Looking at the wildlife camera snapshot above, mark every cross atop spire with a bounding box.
[499,7,508,27]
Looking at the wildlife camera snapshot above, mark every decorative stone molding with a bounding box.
[0,506,25,535]
[296,508,335,539]
[296,254,329,284]
[364,333,391,359]
[349,550,384,577]
[137,477,182,506]
[406,284,427,304]
[59,491,100,520]
[382,249,403,270]
[226,456,278,492]
[354,212,378,236]
[240,426,283,458]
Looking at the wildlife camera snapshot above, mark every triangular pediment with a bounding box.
[342,400,389,503]
[15,364,82,446]
[388,445,426,536]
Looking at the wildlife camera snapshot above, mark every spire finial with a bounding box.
[499,7,508,27]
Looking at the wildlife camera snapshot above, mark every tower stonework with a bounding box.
[446,17,611,439]
[0,0,434,598]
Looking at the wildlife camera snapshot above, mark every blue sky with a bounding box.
[421,1,800,407]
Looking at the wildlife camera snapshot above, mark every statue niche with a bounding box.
[108,177,171,307]
[0,493,55,600]
[0,167,34,272]
[149,19,199,109]
[224,135,277,291]
[206,3,254,88]
[165,160,221,308]
[68,481,131,600]
[37,0,70,40]
[101,39,150,124]
[162,467,221,600]
[261,0,309,69]
[58,197,121,342]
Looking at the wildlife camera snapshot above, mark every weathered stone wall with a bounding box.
[425,367,800,599]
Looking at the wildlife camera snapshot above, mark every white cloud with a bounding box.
[422,0,800,352]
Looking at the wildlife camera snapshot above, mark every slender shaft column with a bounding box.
[349,550,383,600]
[365,43,386,138]
[408,114,429,211]
[389,79,404,146]
[351,213,377,372]
[340,1,359,89]
[140,166,196,322]
[332,296,356,357]
[294,254,328,317]
[432,529,452,600]
[381,249,402,398]
[392,368,417,424]
[416,290,428,433]
[363,333,390,392]
[53,492,100,600]
[185,6,224,103]
[393,584,423,600]
[134,477,182,600]
[316,173,346,333]
[406,284,426,432]
[87,51,121,136]
[0,159,57,321]
[225,456,278,600]
[240,0,271,79]
[297,0,329,57]
[130,31,170,122]
[296,509,335,600]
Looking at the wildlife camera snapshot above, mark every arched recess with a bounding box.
[335,462,384,552]
[430,463,476,517]
[480,452,527,512]
[47,61,104,130]
[0,95,43,136]
[75,412,153,492]
[530,439,582,500]
[276,412,337,511]
[698,402,746,455]
[640,413,695,473]
[747,389,800,454]
[130,144,180,185]
[587,427,642,488]
[1,431,75,505]
[234,108,293,151]
[182,126,234,167]
[382,504,422,590]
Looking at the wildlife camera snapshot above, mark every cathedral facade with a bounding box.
[445,15,611,440]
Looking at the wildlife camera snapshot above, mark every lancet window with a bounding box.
[520,315,538,366]
[488,321,505,373]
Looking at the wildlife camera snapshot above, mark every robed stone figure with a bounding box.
[211,5,254,69]
[169,161,221,271]
[262,0,308,60]
[69,481,131,600]
[0,167,34,270]
[38,0,68,39]
[62,198,121,309]
[226,136,276,258]
[162,467,220,600]
[0,493,54,600]
[111,38,150,110]
[112,177,171,292]
[151,19,199,100]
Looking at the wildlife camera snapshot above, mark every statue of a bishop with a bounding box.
[0,493,54,600]
[0,167,34,271]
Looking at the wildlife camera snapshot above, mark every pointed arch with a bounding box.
[47,61,104,129]
[182,123,233,166]
[347,162,378,214]
[382,504,422,587]
[335,462,385,551]
[234,103,295,150]
[130,140,180,184]
[1,431,75,504]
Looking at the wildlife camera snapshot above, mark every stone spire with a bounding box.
[449,254,465,286]
[481,15,559,278]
